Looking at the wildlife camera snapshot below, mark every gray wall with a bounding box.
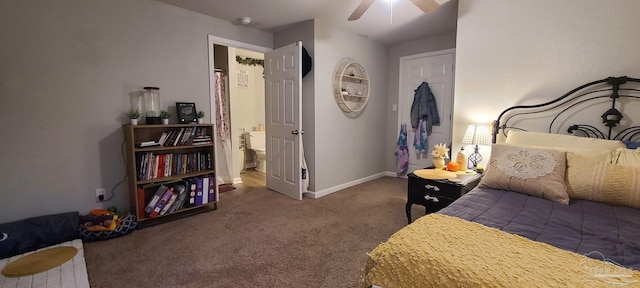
[312,19,388,192]
[453,0,640,166]
[0,0,272,223]
[384,32,457,172]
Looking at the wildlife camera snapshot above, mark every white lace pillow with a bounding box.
[479,144,569,204]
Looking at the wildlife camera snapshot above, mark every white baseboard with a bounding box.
[304,171,396,199]
[233,177,243,184]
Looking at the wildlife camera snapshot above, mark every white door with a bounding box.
[398,50,455,174]
[264,42,303,200]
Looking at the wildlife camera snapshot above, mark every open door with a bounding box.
[264,41,303,200]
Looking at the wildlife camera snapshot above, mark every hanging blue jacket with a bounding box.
[410,82,440,135]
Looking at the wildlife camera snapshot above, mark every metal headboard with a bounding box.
[492,76,640,143]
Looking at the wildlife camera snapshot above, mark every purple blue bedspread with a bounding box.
[439,187,640,270]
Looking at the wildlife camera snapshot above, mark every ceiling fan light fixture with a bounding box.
[348,0,440,21]
[240,16,251,25]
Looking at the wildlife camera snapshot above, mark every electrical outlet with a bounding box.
[96,188,106,202]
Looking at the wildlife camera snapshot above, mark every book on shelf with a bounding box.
[208,174,216,202]
[202,176,209,204]
[189,140,213,145]
[195,177,204,206]
[172,128,185,146]
[144,185,169,213]
[156,154,165,179]
[157,132,168,146]
[167,182,188,214]
[137,187,146,216]
[186,179,197,208]
[138,141,161,148]
[180,127,192,145]
[149,187,174,218]
[164,154,172,177]
[159,192,178,216]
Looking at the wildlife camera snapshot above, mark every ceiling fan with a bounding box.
[348,0,440,21]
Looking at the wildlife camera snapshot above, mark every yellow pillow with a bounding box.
[566,153,640,209]
[480,144,569,204]
[612,148,640,167]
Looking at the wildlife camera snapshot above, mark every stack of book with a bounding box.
[156,127,211,147]
[137,141,161,148]
[139,175,216,218]
[186,135,212,145]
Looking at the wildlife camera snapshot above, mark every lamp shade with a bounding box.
[462,124,492,146]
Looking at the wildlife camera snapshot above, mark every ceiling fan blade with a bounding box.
[348,0,375,21]
[410,0,440,14]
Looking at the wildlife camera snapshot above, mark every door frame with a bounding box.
[397,48,456,173]
[207,35,271,184]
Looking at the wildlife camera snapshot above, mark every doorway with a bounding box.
[208,36,270,190]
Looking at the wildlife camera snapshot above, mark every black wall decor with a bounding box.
[176,102,197,124]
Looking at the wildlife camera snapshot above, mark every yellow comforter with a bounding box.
[360,214,640,287]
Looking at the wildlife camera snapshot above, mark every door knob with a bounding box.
[292,130,299,135]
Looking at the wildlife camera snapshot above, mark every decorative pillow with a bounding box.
[479,144,569,204]
[505,130,626,151]
[566,153,640,209]
[532,146,615,164]
[612,148,640,167]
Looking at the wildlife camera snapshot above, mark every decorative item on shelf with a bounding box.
[431,143,449,169]
[143,87,161,125]
[160,110,171,125]
[456,146,468,171]
[127,108,140,125]
[196,111,205,124]
[176,102,197,124]
[462,124,492,170]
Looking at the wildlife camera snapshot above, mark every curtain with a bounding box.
[214,71,233,184]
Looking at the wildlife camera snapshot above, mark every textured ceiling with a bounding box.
[155,0,458,44]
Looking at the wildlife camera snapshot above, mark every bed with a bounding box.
[0,239,89,288]
[360,76,640,287]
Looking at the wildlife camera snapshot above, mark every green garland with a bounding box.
[236,56,264,67]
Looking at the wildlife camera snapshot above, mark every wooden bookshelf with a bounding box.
[123,124,217,228]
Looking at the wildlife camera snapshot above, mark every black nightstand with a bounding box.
[406,171,482,223]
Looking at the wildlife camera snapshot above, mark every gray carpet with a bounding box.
[84,176,416,288]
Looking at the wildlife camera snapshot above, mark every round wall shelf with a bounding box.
[333,58,369,115]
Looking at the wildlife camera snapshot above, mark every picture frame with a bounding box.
[175,102,197,124]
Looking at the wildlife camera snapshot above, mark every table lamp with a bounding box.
[461,124,492,170]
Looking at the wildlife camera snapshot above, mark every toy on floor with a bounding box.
[79,209,118,231]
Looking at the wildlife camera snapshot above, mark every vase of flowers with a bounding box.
[431,143,449,169]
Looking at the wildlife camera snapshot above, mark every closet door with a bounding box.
[398,49,455,173]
